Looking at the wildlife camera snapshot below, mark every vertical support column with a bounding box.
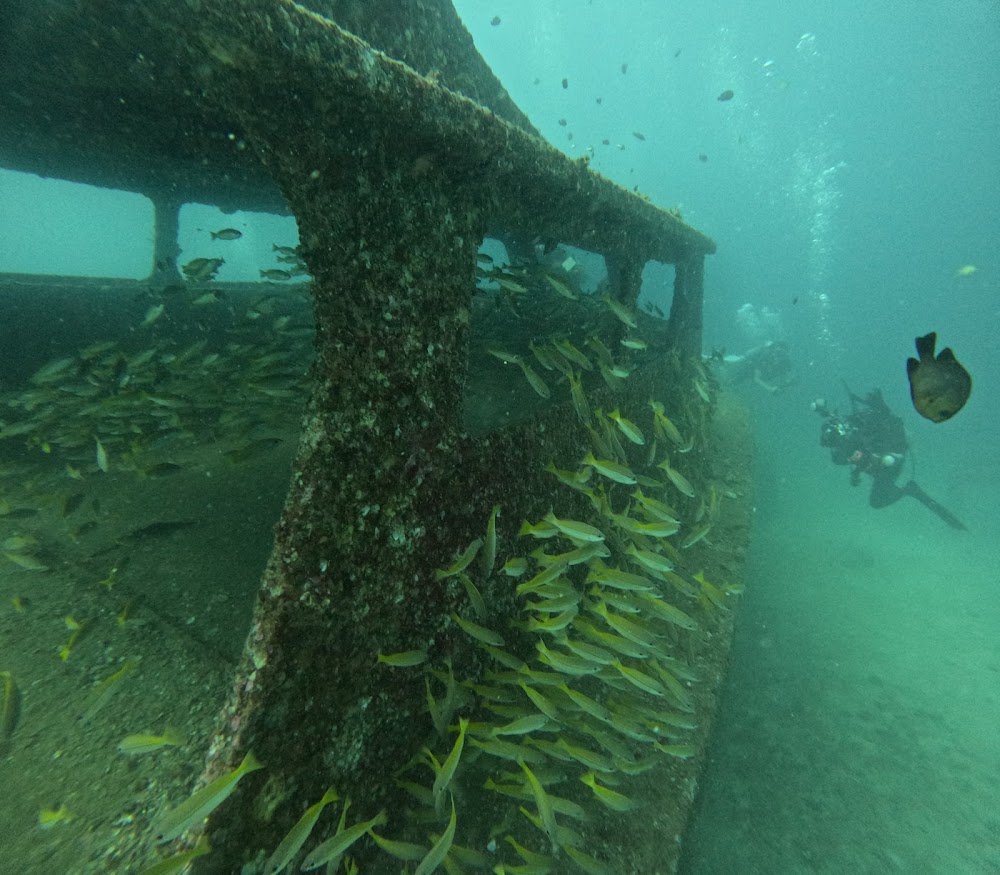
[667,253,705,360]
[606,251,644,309]
[148,193,182,286]
[196,153,490,864]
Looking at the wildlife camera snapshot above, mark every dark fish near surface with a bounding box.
[260,269,292,281]
[72,520,99,539]
[182,257,224,281]
[3,508,39,519]
[224,437,283,464]
[144,461,184,478]
[63,492,86,516]
[906,332,972,422]
[717,89,734,101]
[122,520,199,542]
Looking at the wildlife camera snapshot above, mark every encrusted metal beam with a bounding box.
[0,2,743,872]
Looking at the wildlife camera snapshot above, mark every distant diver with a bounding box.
[906,331,972,423]
[719,340,796,394]
[812,388,966,530]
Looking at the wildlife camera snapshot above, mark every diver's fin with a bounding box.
[901,481,967,530]
[841,379,866,410]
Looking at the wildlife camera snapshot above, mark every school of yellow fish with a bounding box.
[0,282,314,578]
[176,318,736,872]
[140,276,731,873]
[361,372,739,874]
[0,250,742,872]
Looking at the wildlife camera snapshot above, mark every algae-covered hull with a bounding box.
[0,1,752,872]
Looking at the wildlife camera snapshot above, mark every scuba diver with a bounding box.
[722,340,796,393]
[812,388,966,529]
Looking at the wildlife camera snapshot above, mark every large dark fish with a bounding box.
[906,332,972,422]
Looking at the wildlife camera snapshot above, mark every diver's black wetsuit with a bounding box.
[815,389,965,529]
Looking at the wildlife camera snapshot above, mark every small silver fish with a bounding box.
[259,269,292,281]
[142,303,165,326]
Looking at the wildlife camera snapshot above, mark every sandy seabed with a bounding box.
[680,408,1000,874]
